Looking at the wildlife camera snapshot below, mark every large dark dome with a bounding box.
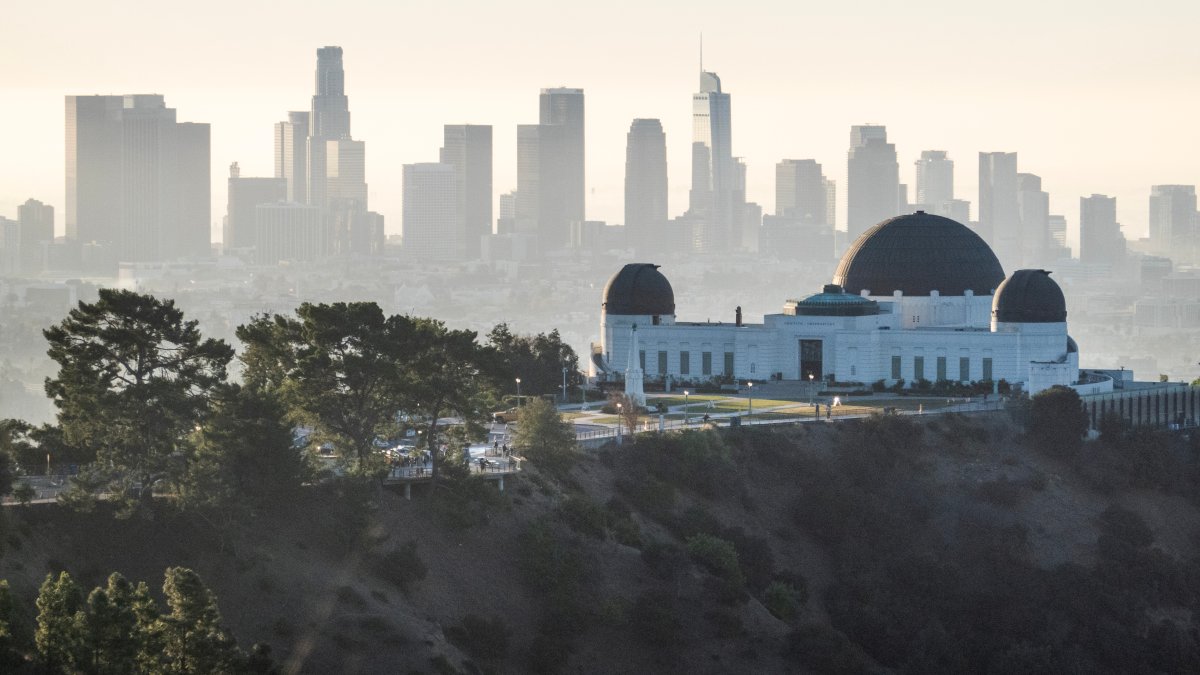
[602,263,675,316]
[992,269,1067,323]
[834,212,1006,296]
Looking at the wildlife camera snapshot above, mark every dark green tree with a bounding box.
[180,384,311,513]
[513,397,577,475]
[0,580,20,670]
[1028,385,1089,457]
[43,289,234,498]
[35,571,86,671]
[404,318,498,483]
[84,572,146,675]
[239,305,497,481]
[487,324,581,400]
[237,303,408,474]
[156,567,243,675]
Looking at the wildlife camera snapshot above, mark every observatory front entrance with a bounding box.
[799,339,823,381]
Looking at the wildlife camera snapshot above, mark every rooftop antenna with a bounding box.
[700,32,704,72]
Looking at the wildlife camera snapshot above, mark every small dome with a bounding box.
[834,212,1006,296]
[992,269,1067,323]
[602,263,675,316]
[789,284,879,317]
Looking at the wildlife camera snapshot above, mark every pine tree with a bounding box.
[84,573,144,675]
[35,571,86,671]
[157,567,242,674]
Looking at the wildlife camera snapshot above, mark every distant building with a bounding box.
[274,111,309,203]
[1016,173,1049,267]
[915,150,954,206]
[847,125,899,240]
[515,89,585,253]
[311,46,351,140]
[403,163,459,260]
[496,190,517,235]
[1149,185,1197,257]
[225,162,286,252]
[17,198,54,275]
[0,217,19,275]
[1079,194,1125,267]
[1047,214,1070,259]
[65,94,211,267]
[978,152,1020,267]
[254,202,323,264]
[540,88,585,233]
[776,159,829,224]
[688,71,734,252]
[441,125,493,260]
[624,119,668,254]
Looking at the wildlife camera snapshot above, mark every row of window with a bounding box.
[891,355,993,382]
[640,350,735,377]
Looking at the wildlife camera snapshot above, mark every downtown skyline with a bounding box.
[2,0,1198,248]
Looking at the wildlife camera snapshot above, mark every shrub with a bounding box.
[764,581,805,621]
[1028,386,1088,458]
[686,534,744,587]
[371,541,427,592]
[557,496,607,539]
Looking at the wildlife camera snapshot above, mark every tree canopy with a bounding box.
[513,398,577,475]
[486,324,581,400]
[43,289,234,492]
[238,302,498,480]
[1028,385,1090,457]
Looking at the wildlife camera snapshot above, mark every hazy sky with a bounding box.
[3,0,1198,247]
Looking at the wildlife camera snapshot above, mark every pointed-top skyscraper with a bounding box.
[689,60,734,253]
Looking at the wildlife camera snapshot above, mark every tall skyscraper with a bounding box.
[65,94,211,266]
[1149,185,1197,255]
[441,124,493,259]
[978,152,1020,266]
[274,111,309,204]
[847,125,899,240]
[688,70,734,252]
[403,163,459,260]
[281,46,381,261]
[311,46,351,140]
[515,88,585,252]
[540,88,585,229]
[914,151,954,206]
[305,47,355,211]
[776,159,828,224]
[624,119,668,251]
[17,198,54,274]
[1080,194,1124,266]
[1016,173,1049,267]
[225,162,286,252]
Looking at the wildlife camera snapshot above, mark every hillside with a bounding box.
[2,412,1200,673]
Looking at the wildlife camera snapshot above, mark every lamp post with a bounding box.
[617,402,623,442]
[747,381,754,425]
[561,366,568,403]
[515,377,522,405]
[684,390,690,428]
